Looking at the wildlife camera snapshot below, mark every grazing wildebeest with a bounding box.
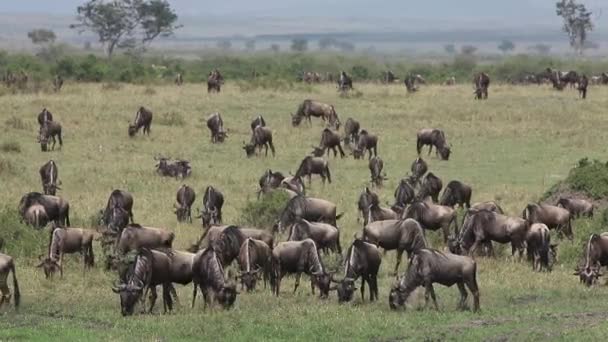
[574,233,608,286]
[363,218,428,275]
[601,72,608,85]
[357,187,377,225]
[337,71,353,93]
[410,157,428,181]
[18,192,70,227]
[560,70,579,88]
[0,252,20,309]
[250,115,266,131]
[101,189,134,231]
[392,178,416,214]
[154,156,191,179]
[52,74,64,92]
[578,75,589,99]
[404,201,457,243]
[277,195,342,232]
[39,160,60,195]
[523,203,572,240]
[258,169,285,192]
[404,74,424,92]
[288,218,342,255]
[189,225,274,253]
[38,121,63,152]
[271,239,331,298]
[128,107,153,137]
[526,223,556,272]
[440,180,472,209]
[343,117,360,146]
[389,249,479,312]
[281,176,306,195]
[556,197,594,218]
[291,99,336,127]
[382,70,398,84]
[207,69,224,93]
[295,156,331,185]
[368,156,386,187]
[313,128,345,158]
[175,73,183,86]
[116,224,175,255]
[207,112,227,143]
[37,108,53,127]
[416,128,451,160]
[450,209,528,258]
[417,172,443,203]
[24,204,49,229]
[333,239,381,302]
[175,185,196,223]
[245,125,276,157]
[238,238,272,292]
[113,249,174,316]
[191,247,238,309]
[36,226,95,278]
[200,186,224,229]
[212,226,247,267]
[353,130,378,160]
[473,72,490,99]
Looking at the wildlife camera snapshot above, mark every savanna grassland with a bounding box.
[2,82,608,341]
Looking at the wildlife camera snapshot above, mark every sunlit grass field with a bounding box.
[2,82,608,340]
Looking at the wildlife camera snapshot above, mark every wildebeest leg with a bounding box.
[427,144,433,156]
[466,276,480,312]
[394,249,404,276]
[191,284,198,308]
[269,141,275,157]
[469,238,482,257]
[293,273,301,294]
[371,275,379,301]
[426,282,439,310]
[51,135,56,151]
[360,277,366,302]
[416,139,422,155]
[331,147,337,158]
[57,133,63,148]
[457,282,468,310]
[148,286,157,313]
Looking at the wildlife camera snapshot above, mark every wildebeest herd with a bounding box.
[2,68,606,319]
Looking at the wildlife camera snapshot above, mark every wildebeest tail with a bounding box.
[325,163,331,183]
[10,261,20,308]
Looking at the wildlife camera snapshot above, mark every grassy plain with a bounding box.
[1,82,608,341]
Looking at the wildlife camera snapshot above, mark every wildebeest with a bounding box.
[353,130,378,160]
[368,156,386,187]
[404,201,457,243]
[128,107,153,137]
[259,169,285,190]
[526,223,556,272]
[470,201,504,214]
[39,160,60,195]
[52,74,63,92]
[237,238,272,292]
[288,218,341,255]
[410,157,428,181]
[18,192,70,227]
[101,190,134,231]
[189,225,274,253]
[574,233,608,286]
[473,72,490,99]
[280,176,306,195]
[38,121,63,152]
[191,247,238,309]
[440,180,472,209]
[36,226,95,278]
[113,248,174,316]
[295,156,331,185]
[244,125,276,157]
[250,115,266,131]
[154,156,191,179]
[116,224,175,255]
[291,99,336,127]
[523,203,572,240]
[382,70,398,84]
[403,75,419,93]
[200,186,224,229]
[389,249,479,312]
[206,112,227,143]
[366,195,399,225]
[207,69,224,93]
[0,252,20,309]
[357,187,377,225]
[556,197,594,218]
[175,73,183,86]
[212,226,247,267]
[37,108,53,127]
[560,70,579,88]
[393,178,416,213]
[313,128,345,158]
[417,172,443,203]
[337,71,353,93]
[271,239,331,298]
[24,204,49,229]
[277,195,342,232]
[578,75,589,99]
[450,209,528,258]
[343,117,360,146]
[416,128,451,160]
[175,185,196,223]
[363,218,428,274]
[333,239,381,302]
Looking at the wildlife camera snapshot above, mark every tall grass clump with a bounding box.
[0,206,46,258]
[239,190,290,229]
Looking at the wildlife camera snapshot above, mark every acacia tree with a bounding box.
[498,40,515,54]
[70,0,180,58]
[28,29,56,45]
[556,0,593,55]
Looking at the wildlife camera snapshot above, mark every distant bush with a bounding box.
[544,158,608,200]
[239,190,290,230]
[4,116,31,130]
[0,206,46,258]
[157,112,185,126]
[0,141,21,153]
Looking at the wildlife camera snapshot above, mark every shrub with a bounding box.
[0,141,21,153]
[544,158,608,200]
[157,112,185,126]
[239,190,290,229]
[0,206,46,258]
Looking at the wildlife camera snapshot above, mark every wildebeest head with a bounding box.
[332,276,357,303]
[242,142,255,157]
[216,131,227,143]
[38,128,49,151]
[112,280,144,316]
[36,256,61,279]
[128,124,138,137]
[109,205,130,232]
[174,203,189,222]
[216,282,238,309]
[575,263,602,287]
[311,269,332,299]
[388,278,407,310]
[438,144,451,160]
[238,268,262,292]
[291,113,303,127]
[200,207,220,228]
